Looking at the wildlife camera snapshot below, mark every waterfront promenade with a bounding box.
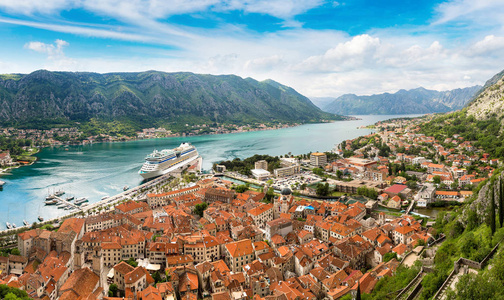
[0,173,174,236]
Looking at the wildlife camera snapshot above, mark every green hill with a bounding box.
[0,70,341,130]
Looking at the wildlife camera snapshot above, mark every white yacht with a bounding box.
[138,142,200,180]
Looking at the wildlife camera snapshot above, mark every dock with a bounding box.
[51,196,82,211]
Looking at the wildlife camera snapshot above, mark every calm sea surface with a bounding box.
[0,114,421,228]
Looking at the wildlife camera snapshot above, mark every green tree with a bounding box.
[10,249,20,256]
[125,257,138,267]
[193,202,209,217]
[316,183,330,196]
[383,252,398,262]
[108,283,118,297]
[433,175,442,184]
[4,292,19,300]
[265,187,275,202]
[312,168,324,176]
[234,184,249,193]
[500,177,504,228]
[490,187,496,235]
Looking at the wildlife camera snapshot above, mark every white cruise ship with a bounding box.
[139,142,200,179]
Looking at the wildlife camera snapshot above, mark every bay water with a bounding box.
[0,114,421,228]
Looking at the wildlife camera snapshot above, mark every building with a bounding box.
[415,184,436,207]
[0,151,13,166]
[251,168,271,181]
[265,218,293,241]
[310,152,327,167]
[224,239,255,272]
[274,165,300,177]
[247,203,274,228]
[204,188,235,203]
[255,160,268,170]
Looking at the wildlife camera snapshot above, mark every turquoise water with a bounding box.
[0,114,421,228]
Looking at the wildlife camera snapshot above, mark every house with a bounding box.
[225,239,255,272]
[59,267,101,299]
[387,196,401,209]
[393,226,414,245]
[415,184,436,208]
[383,184,411,198]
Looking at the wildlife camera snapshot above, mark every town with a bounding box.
[0,116,497,299]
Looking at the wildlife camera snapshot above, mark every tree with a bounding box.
[500,177,504,228]
[316,183,330,196]
[265,187,275,202]
[234,184,249,193]
[490,186,496,235]
[125,257,138,267]
[383,252,398,262]
[193,202,209,217]
[108,284,118,297]
[312,168,324,176]
[10,249,20,256]
[433,175,442,184]
[4,292,19,300]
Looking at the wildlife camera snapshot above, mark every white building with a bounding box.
[251,168,271,181]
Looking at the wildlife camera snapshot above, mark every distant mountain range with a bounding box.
[0,70,341,129]
[312,86,481,115]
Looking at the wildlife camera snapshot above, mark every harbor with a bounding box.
[0,114,420,229]
[0,171,175,235]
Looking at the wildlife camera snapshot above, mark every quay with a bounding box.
[0,173,175,236]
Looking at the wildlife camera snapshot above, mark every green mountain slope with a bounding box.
[319,86,480,115]
[0,70,341,129]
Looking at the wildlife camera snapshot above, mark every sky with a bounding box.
[1,0,504,97]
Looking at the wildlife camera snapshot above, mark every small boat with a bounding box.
[46,195,56,200]
[23,220,29,226]
[54,190,65,196]
[45,199,58,205]
[12,223,16,228]
[75,197,89,205]
[66,196,75,201]
[101,196,109,200]
[123,185,129,191]
[38,216,44,222]
[5,222,12,229]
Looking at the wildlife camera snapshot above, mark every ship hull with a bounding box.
[139,155,200,180]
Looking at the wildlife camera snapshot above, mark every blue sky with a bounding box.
[0,0,504,97]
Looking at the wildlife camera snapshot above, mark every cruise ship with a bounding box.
[139,143,200,180]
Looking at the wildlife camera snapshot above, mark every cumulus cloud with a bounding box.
[299,34,381,72]
[466,35,504,56]
[25,39,68,58]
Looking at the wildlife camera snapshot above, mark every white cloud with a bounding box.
[2,0,504,99]
[25,39,68,58]
[299,34,381,72]
[0,0,73,14]
[433,0,504,26]
[466,35,504,56]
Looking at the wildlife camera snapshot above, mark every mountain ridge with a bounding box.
[313,85,481,115]
[0,70,341,130]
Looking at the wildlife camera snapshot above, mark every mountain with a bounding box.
[465,69,504,120]
[0,70,341,129]
[319,86,481,115]
[420,68,504,159]
[309,97,337,110]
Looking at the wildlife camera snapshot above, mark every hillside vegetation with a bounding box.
[0,70,341,131]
